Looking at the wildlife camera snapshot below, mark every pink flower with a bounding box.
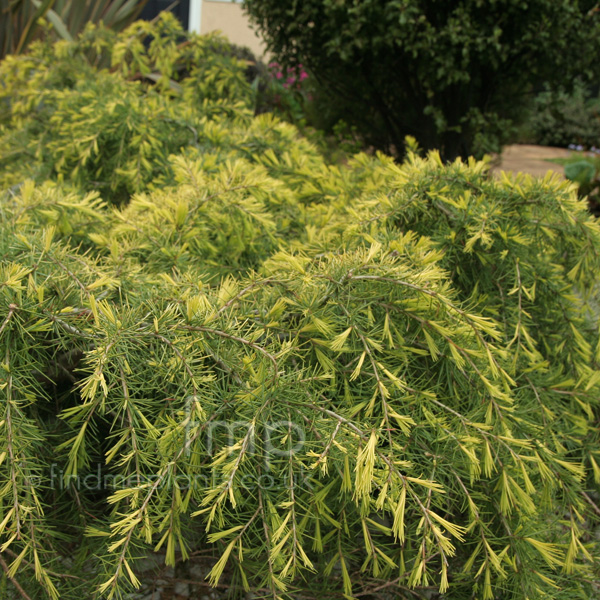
[286,76,296,86]
[275,71,283,79]
[299,71,308,82]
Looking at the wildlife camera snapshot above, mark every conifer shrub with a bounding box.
[0,15,256,205]
[1,17,600,600]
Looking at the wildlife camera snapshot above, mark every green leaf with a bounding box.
[564,160,596,185]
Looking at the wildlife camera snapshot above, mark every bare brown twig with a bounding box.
[0,553,33,600]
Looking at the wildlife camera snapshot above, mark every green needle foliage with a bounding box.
[0,16,600,600]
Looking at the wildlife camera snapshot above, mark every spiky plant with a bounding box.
[0,15,599,600]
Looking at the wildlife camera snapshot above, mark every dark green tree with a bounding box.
[244,0,600,159]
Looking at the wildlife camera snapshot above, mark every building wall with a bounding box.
[193,1,267,58]
[140,0,190,30]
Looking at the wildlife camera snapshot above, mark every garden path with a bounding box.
[492,143,569,178]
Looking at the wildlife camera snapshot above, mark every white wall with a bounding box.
[189,0,267,58]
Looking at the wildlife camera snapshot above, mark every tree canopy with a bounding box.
[245,0,600,159]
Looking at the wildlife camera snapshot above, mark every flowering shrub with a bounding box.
[269,61,309,89]
[569,144,600,153]
[255,61,312,125]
